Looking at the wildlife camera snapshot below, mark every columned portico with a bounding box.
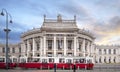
[20,15,96,63]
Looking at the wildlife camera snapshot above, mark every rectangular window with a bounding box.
[36,43,40,51]
[48,40,52,50]
[109,49,111,54]
[2,47,5,53]
[30,44,33,51]
[58,40,62,50]
[8,47,10,53]
[113,49,116,54]
[68,40,72,50]
[104,49,106,54]
[19,47,21,53]
[12,48,15,53]
[78,44,81,51]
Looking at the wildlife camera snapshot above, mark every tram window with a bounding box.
[49,58,54,63]
[66,59,72,63]
[79,59,85,63]
[28,58,32,62]
[13,58,17,62]
[0,58,5,62]
[74,59,79,63]
[33,58,40,62]
[59,58,64,63]
[8,58,12,63]
[87,59,92,63]
[42,59,47,63]
[21,59,26,63]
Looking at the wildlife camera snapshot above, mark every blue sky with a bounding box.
[0,0,120,45]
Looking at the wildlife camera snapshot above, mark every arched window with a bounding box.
[109,57,111,63]
[114,57,116,63]
[99,56,101,63]
[104,57,106,63]
[113,49,116,54]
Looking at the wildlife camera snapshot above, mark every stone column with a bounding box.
[82,39,85,57]
[90,42,93,56]
[32,38,36,57]
[23,41,26,56]
[27,39,30,57]
[76,39,79,52]
[43,36,46,56]
[54,35,56,56]
[64,35,66,56]
[74,36,77,56]
[40,37,43,56]
[87,41,90,56]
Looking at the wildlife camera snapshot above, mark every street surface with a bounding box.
[0,64,120,72]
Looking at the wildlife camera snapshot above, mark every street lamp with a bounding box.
[1,8,13,69]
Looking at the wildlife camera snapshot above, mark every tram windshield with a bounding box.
[0,58,5,62]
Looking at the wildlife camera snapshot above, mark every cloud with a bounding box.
[92,16,120,45]
[58,1,90,18]
[0,0,120,45]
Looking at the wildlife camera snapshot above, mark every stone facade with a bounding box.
[95,45,120,63]
[0,43,21,61]
[0,15,120,64]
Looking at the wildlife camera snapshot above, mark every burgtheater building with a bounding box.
[0,15,120,64]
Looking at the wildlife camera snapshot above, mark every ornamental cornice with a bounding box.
[21,28,42,38]
[78,29,95,39]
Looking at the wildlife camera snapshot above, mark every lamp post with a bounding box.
[1,8,13,69]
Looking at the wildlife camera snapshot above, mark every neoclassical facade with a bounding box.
[0,15,120,64]
[20,15,95,61]
[0,43,21,62]
[95,45,120,63]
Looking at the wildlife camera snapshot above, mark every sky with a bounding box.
[0,0,120,45]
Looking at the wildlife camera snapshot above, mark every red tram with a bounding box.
[0,56,17,69]
[18,56,94,69]
[0,56,94,69]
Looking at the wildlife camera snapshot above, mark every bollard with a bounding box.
[48,66,49,70]
[73,64,76,72]
[78,66,79,70]
[41,65,42,70]
[70,65,72,70]
[54,63,56,72]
